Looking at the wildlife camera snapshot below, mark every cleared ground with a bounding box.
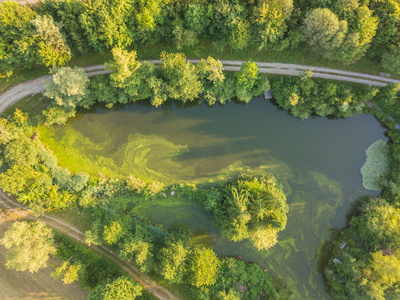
[0,209,88,300]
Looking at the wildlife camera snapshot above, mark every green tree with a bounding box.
[0,1,37,76]
[103,221,124,245]
[187,247,220,288]
[52,261,82,284]
[0,221,56,273]
[30,15,71,67]
[252,0,294,49]
[79,0,131,51]
[353,198,400,251]
[160,52,201,103]
[88,276,143,300]
[44,67,91,108]
[235,61,269,103]
[105,47,141,88]
[216,175,288,251]
[382,46,400,76]
[159,240,188,283]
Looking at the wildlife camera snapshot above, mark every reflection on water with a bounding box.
[40,98,386,299]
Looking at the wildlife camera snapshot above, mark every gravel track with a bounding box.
[1,61,399,115]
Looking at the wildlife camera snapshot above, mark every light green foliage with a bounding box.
[79,0,131,51]
[361,140,389,191]
[133,0,166,32]
[44,67,90,108]
[30,15,71,67]
[303,8,343,48]
[85,220,103,246]
[159,240,188,283]
[105,47,141,89]
[271,76,371,119]
[252,0,294,49]
[184,4,210,36]
[187,247,220,287]
[0,1,37,76]
[52,261,82,284]
[235,61,269,103]
[88,276,143,300]
[214,175,287,251]
[103,221,124,245]
[353,198,400,252]
[160,52,202,103]
[3,136,41,167]
[0,221,56,273]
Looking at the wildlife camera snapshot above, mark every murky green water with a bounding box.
[40,98,385,299]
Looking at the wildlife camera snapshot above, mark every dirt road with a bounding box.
[1,61,399,116]
[0,192,180,300]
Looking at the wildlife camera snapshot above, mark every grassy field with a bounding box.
[0,209,88,300]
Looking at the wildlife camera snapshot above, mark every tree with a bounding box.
[88,277,143,300]
[235,61,269,103]
[215,175,288,251]
[0,221,56,273]
[252,0,294,49]
[103,221,124,245]
[0,2,37,76]
[79,0,132,51]
[44,67,91,108]
[382,46,400,76]
[30,15,71,67]
[159,240,188,283]
[105,47,141,88]
[52,261,82,284]
[353,198,400,252]
[187,247,220,288]
[160,52,202,103]
[303,8,346,49]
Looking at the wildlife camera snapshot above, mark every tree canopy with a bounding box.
[0,221,56,273]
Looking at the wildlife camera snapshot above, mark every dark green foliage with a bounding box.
[325,198,400,300]
[271,76,374,119]
[211,257,278,300]
[54,233,124,290]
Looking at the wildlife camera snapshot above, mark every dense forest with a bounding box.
[2,0,400,78]
[1,0,400,299]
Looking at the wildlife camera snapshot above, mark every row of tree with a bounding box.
[2,0,400,77]
[270,73,375,119]
[323,86,400,298]
[42,51,268,125]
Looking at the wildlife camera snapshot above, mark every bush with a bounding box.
[360,140,390,191]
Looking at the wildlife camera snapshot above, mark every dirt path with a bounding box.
[1,61,400,116]
[0,191,180,300]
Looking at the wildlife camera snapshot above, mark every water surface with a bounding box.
[40,98,385,299]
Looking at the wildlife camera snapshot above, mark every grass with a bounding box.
[2,93,51,119]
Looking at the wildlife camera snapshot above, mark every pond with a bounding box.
[40,97,386,299]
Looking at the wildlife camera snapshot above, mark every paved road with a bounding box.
[0,191,180,300]
[1,60,399,115]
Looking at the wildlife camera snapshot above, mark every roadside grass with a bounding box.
[47,207,92,233]
[2,93,50,119]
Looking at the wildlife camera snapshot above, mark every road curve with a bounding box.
[1,60,399,115]
[0,191,180,300]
